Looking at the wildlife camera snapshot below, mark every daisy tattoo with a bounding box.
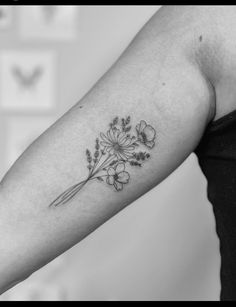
[49,116,156,208]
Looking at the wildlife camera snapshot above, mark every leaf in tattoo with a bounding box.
[49,117,156,208]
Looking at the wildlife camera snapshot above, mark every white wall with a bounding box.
[0,5,220,301]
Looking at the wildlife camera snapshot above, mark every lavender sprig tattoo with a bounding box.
[49,116,156,208]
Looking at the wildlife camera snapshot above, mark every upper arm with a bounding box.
[0,6,215,292]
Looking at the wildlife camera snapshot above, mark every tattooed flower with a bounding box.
[100,129,135,160]
[49,115,156,208]
[136,120,156,149]
[106,163,130,191]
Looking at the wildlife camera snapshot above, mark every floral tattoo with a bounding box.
[49,117,156,208]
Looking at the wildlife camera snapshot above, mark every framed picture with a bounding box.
[0,6,12,29]
[0,51,56,112]
[5,117,55,170]
[19,6,79,41]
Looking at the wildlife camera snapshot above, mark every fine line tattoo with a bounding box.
[49,116,156,208]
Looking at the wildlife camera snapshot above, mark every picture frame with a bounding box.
[19,6,79,41]
[0,6,12,30]
[0,50,56,113]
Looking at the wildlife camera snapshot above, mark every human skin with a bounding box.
[0,6,235,294]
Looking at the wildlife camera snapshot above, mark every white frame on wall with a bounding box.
[0,6,13,30]
[19,6,79,41]
[0,50,56,113]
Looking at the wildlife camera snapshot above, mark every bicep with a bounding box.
[0,8,214,292]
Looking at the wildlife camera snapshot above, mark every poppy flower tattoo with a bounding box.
[49,116,156,208]
[107,162,130,191]
[136,120,156,149]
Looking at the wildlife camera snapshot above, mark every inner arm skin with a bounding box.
[0,6,215,293]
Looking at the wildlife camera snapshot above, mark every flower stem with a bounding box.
[49,172,110,208]
[92,154,115,177]
[49,179,88,207]
[90,149,105,175]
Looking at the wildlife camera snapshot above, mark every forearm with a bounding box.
[0,6,214,293]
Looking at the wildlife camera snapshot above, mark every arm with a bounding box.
[0,6,215,293]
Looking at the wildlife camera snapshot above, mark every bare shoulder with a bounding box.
[148,6,236,121]
[123,6,227,124]
[173,6,236,120]
[201,6,236,120]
